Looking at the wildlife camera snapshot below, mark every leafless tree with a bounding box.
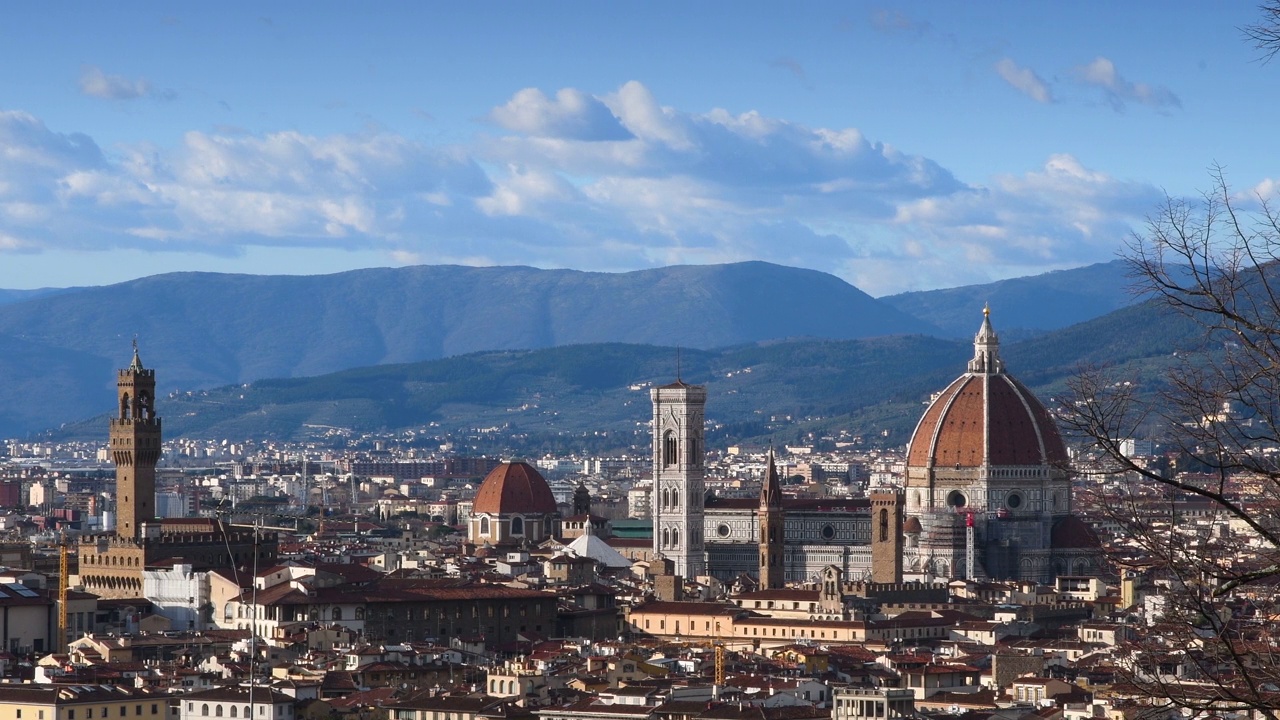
[1244,2,1280,63]
[1062,169,1280,718]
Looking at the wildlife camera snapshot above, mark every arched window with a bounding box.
[332,607,342,621]
[879,508,889,543]
[660,488,669,508]
[661,528,670,548]
[663,431,678,467]
[671,528,680,547]
[121,393,131,419]
[231,707,237,718]
[671,490,678,508]
[242,710,249,719]
[480,517,490,535]
[202,706,209,717]
[511,516,524,535]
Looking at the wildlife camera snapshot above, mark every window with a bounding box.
[151,707,157,716]
[332,608,342,621]
[136,707,142,716]
[69,713,76,720]
[479,517,490,535]
[879,509,889,542]
[231,708,237,718]
[203,705,210,717]
[511,517,524,535]
[663,431,677,467]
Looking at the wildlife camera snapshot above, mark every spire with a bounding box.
[129,336,145,372]
[760,448,783,509]
[967,304,1003,374]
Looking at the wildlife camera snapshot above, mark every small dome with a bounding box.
[473,461,558,515]
[903,516,923,534]
[1051,515,1101,549]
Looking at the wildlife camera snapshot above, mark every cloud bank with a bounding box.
[0,82,1161,293]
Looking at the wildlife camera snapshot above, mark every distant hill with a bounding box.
[47,296,1194,454]
[52,337,969,450]
[0,262,937,438]
[0,287,75,307]
[881,260,1141,338]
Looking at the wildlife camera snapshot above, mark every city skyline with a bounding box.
[0,2,1275,295]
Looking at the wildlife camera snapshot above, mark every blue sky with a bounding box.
[0,1,1274,295]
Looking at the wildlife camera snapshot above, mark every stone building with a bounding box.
[77,348,277,599]
[659,309,1099,585]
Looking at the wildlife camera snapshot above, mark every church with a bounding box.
[652,309,1100,585]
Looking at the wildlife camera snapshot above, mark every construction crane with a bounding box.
[713,617,725,687]
[58,531,69,652]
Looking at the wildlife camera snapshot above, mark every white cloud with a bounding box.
[887,153,1161,289]
[0,83,1168,293]
[78,66,173,101]
[994,58,1053,104]
[490,88,631,141]
[1072,57,1180,112]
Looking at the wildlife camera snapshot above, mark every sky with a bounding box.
[0,2,1276,296]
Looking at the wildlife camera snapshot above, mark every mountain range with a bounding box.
[0,260,1167,442]
[880,260,1139,339]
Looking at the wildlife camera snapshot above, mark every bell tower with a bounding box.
[110,342,161,539]
[870,487,904,584]
[651,380,706,579]
[758,449,786,589]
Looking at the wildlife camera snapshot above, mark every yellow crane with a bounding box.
[713,617,725,687]
[58,533,69,653]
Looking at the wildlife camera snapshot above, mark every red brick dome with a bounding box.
[473,461,558,515]
[907,310,1068,469]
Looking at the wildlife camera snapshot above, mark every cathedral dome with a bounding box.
[473,461,558,515]
[907,309,1069,469]
[1051,515,1101,549]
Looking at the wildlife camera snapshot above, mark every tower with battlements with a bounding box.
[111,343,160,539]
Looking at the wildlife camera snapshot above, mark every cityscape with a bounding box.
[4,4,1280,720]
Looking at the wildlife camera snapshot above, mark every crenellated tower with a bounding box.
[110,342,161,539]
[651,380,706,578]
[870,487,904,584]
[758,449,786,589]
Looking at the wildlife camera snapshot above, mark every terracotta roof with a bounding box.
[908,372,1068,468]
[472,462,558,515]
